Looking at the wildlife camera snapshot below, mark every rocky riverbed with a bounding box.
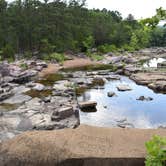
[0,47,166,142]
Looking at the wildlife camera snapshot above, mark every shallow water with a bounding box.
[79,76,166,129]
[143,58,165,68]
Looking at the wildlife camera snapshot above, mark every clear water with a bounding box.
[143,58,165,68]
[79,76,166,129]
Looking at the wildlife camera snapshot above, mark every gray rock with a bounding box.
[2,94,32,104]
[51,107,74,121]
[32,83,45,91]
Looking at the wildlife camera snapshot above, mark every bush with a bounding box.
[43,52,66,63]
[145,135,166,166]
[19,63,28,70]
[1,44,15,61]
[98,44,117,53]
[88,53,103,61]
[39,39,55,55]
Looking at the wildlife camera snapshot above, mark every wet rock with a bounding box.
[107,91,116,97]
[79,101,97,112]
[117,84,132,91]
[136,96,153,101]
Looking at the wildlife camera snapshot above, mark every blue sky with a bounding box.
[86,0,166,19]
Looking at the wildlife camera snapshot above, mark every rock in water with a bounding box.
[136,96,153,101]
[79,101,97,112]
[117,84,132,91]
[107,91,116,97]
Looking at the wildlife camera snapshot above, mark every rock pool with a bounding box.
[79,76,166,129]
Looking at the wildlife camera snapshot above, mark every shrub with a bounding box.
[88,53,103,61]
[43,52,66,64]
[19,63,28,70]
[1,44,15,61]
[145,135,166,166]
[98,44,117,53]
[39,39,55,55]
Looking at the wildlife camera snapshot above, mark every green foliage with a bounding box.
[129,32,139,50]
[82,35,94,51]
[145,135,166,166]
[1,44,15,61]
[19,63,28,70]
[98,44,117,53]
[39,39,55,55]
[43,52,66,63]
[88,53,103,61]
[0,0,165,59]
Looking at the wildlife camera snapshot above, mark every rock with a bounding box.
[51,107,74,121]
[32,83,45,91]
[11,70,37,84]
[2,94,32,104]
[157,61,166,68]
[11,85,30,94]
[0,92,13,102]
[107,91,116,97]
[107,75,121,80]
[117,84,132,91]
[136,96,153,101]
[1,125,166,166]
[79,101,97,112]
[16,118,33,131]
[53,80,72,91]
[130,73,166,93]
[0,63,10,77]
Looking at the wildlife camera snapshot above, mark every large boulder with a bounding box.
[0,125,166,166]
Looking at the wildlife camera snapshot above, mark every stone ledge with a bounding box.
[0,125,166,166]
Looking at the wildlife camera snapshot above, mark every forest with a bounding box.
[0,0,166,60]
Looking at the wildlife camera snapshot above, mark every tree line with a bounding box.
[0,0,166,60]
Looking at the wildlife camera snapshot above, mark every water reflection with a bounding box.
[143,58,165,68]
[78,76,166,129]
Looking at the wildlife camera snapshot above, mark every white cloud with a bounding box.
[86,0,166,19]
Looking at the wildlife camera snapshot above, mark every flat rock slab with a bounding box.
[117,84,132,91]
[0,125,166,166]
[2,94,32,104]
